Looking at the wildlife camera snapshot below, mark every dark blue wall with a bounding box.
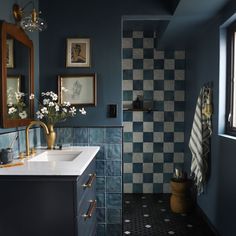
[184,1,236,235]
[39,0,171,127]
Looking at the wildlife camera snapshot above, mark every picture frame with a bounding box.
[7,75,21,104]
[66,38,91,67]
[58,74,96,106]
[6,39,14,68]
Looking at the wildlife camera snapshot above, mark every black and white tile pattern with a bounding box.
[123,194,216,236]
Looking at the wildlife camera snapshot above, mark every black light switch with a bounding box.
[108,104,117,118]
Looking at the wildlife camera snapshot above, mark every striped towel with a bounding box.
[189,87,212,194]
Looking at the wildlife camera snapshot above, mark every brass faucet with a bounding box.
[25,120,49,157]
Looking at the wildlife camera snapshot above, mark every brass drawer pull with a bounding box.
[82,200,96,220]
[82,173,96,188]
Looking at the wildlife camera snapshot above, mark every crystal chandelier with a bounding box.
[12,1,47,32]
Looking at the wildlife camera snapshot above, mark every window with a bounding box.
[226,21,236,135]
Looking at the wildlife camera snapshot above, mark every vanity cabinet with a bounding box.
[0,159,96,236]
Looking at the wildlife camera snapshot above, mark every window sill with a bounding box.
[218,134,236,140]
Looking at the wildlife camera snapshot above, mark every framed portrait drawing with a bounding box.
[7,75,20,104]
[6,39,14,68]
[58,74,96,106]
[66,38,91,67]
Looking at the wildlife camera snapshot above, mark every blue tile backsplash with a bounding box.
[123,30,185,194]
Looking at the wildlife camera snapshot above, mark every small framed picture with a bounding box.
[66,38,91,67]
[6,39,14,68]
[58,74,96,106]
[7,75,20,104]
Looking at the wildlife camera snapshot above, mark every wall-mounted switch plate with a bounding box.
[108,104,117,118]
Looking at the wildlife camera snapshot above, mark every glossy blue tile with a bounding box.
[96,224,106,236]
[89,128,104,144]
[133,80,143,90]
[96,177,105,192]
[144,49,153,59]
[164,112,174,121]
[154,122,164,132]
[143,153,153,163]
[174,122,184,132]
[154,59,164,69]
[175,59,185,69]
[153,183,163,193]
[105,144,121,160]
[164,133,174,142]
[106,161,122,176]
[175,101,185,111]
[175,81,185,90]
[73,128,88,144]
[55,128,73,145]
[96,161,105,176]
[107,209,122,224]
[153,101,164,110]
[123,173,133,183]
[133,142,143,153]
[143,173,153,183]
[154,143,163,152]
[106,177,122,193]
[123,91,133,101]
[143,112,153,122]
[143,132,153,142]
[133,163,143,173]
[163,173,173,183]
[123,153,132,163]
[106,224,122,236]
[123,69,133,80]
[123,48,133,59]
[133,38,143,48]
[133,59,143,69]
[165,51,174,59]
[153,163,163,172]
[96,193,105,207]
[123,132,132,142]
[164,153,174,162]
[123,111,133,121]
[143,91,153,100]
[133,122,143,132]
[97,208,105,223]
[164,91,174,101]
[165,70,174,80]
[95,145,105,160]
[154,80,164,90]
[107,193,122,208]
[133,184,142,193]
[105,128,122,144]
[143,70,153,80]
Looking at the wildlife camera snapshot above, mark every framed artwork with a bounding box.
[7,75,20,104]
[6,39,14,68]
[66,38,91,67]
[58,74,96,106]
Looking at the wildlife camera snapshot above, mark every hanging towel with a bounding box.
[189,87,212,194]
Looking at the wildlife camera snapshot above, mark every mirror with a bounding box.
[0,21,34,128]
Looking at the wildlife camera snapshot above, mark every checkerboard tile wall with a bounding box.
[122,30,185,194]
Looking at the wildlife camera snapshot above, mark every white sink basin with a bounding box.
[29,150,82,162]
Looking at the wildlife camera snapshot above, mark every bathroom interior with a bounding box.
[0,0,235,236]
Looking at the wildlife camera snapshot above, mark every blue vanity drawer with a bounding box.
[76,190,96,236]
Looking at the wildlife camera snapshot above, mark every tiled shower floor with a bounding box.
[123,194,216,236]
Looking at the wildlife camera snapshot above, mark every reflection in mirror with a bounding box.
[6,35,30,120]
[0,21,34,128]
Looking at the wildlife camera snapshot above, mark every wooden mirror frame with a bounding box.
[0,21,34,128]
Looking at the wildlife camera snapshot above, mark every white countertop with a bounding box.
[0,146,100,176]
